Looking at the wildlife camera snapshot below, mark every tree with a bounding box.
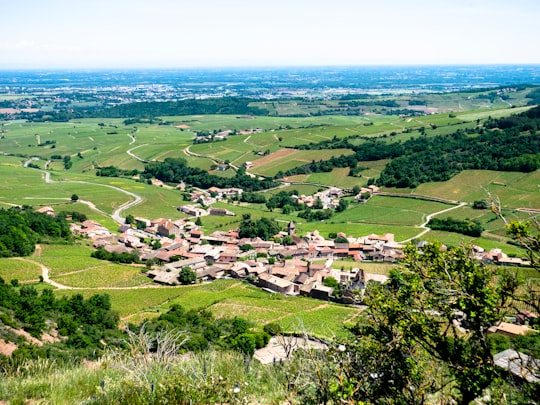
[125,214,135,225]
[282,235,294,246]
[504,220,540,313]
[178,267,196,285]
[136,220,147,230]
[472,199,489,209]
[356,242,517,404]
[232,333,256,357]
[240,243,253,252]
[71,194,79,202]
[336,199,348,212]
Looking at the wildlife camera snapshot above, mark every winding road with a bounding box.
[126,144,150,163]
[399,202,467,244]
[38,168,143,224]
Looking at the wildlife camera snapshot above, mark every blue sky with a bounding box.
[1,0,539,68]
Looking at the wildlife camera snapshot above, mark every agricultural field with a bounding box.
[0,258,42,283]
[53,263,150,288]
[31,243,108,277]
[252,148,355,177]
[333,196,450,226]
[1,84,539,341]
[411,170,540,208]
[52,280,361,338]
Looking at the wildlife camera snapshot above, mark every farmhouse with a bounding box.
[208,207,235,216]
[258,272,299,295]
[35,206,55,216]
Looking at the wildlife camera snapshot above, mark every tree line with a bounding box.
[279,105,540,188]
[144,157,277,191]
[427,216,484,237]
[91,98,269,119]
[0,207,72,257]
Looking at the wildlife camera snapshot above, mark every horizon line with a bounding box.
[2,63,540,72]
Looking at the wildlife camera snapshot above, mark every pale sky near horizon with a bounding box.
[1,0,539,69]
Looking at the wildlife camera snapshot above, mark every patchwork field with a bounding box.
[1,97,539,340]
[52,280,361,338]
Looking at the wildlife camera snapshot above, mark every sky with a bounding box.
[1,0,539,69]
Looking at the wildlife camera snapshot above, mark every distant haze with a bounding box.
[1,0,540,69]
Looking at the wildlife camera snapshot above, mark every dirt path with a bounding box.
[39,167,143,224]
[14,257,70,290]
[127,144,149,163]
[13,256,168,291]
[399,202,467,243]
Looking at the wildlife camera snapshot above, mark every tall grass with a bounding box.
[0,327,291,404]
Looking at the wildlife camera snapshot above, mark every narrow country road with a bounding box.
[40,169,143,224]
[126,144,149,163]
[399,202,467,244]
[14,257,70,290]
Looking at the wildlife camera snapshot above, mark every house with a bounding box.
[204,247,225,264]
[217,249,241,263]
[310,284,334,300]
[36,206,55,216]
[73,220,111,239]
[166,257,206,271]
[516,310,539,326]
[258,272,299,295]
[188,229,203,244]
[208,207,235,216]
[157,220,182,238]
[196,266,225,281]
[488,322,536,338]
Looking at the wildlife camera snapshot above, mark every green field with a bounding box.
[54,264,151,288]
[1,94,538,339]
[333,196,450,226]
[411,170,540,208]
[0,258,42,283]
[53,280,360,338]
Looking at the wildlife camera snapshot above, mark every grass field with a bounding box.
[333,196,450,226]
[31,243,110,277]
[0,258,42,283]
[410,170,540,208]
[299,168,366,189]
[252,149,355,177]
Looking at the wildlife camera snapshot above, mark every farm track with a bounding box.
[15,255,162,291]
[126,144,150,163]
[37,168,143,224]
[399,202,467,243]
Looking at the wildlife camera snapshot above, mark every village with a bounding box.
[47,184,531,307]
